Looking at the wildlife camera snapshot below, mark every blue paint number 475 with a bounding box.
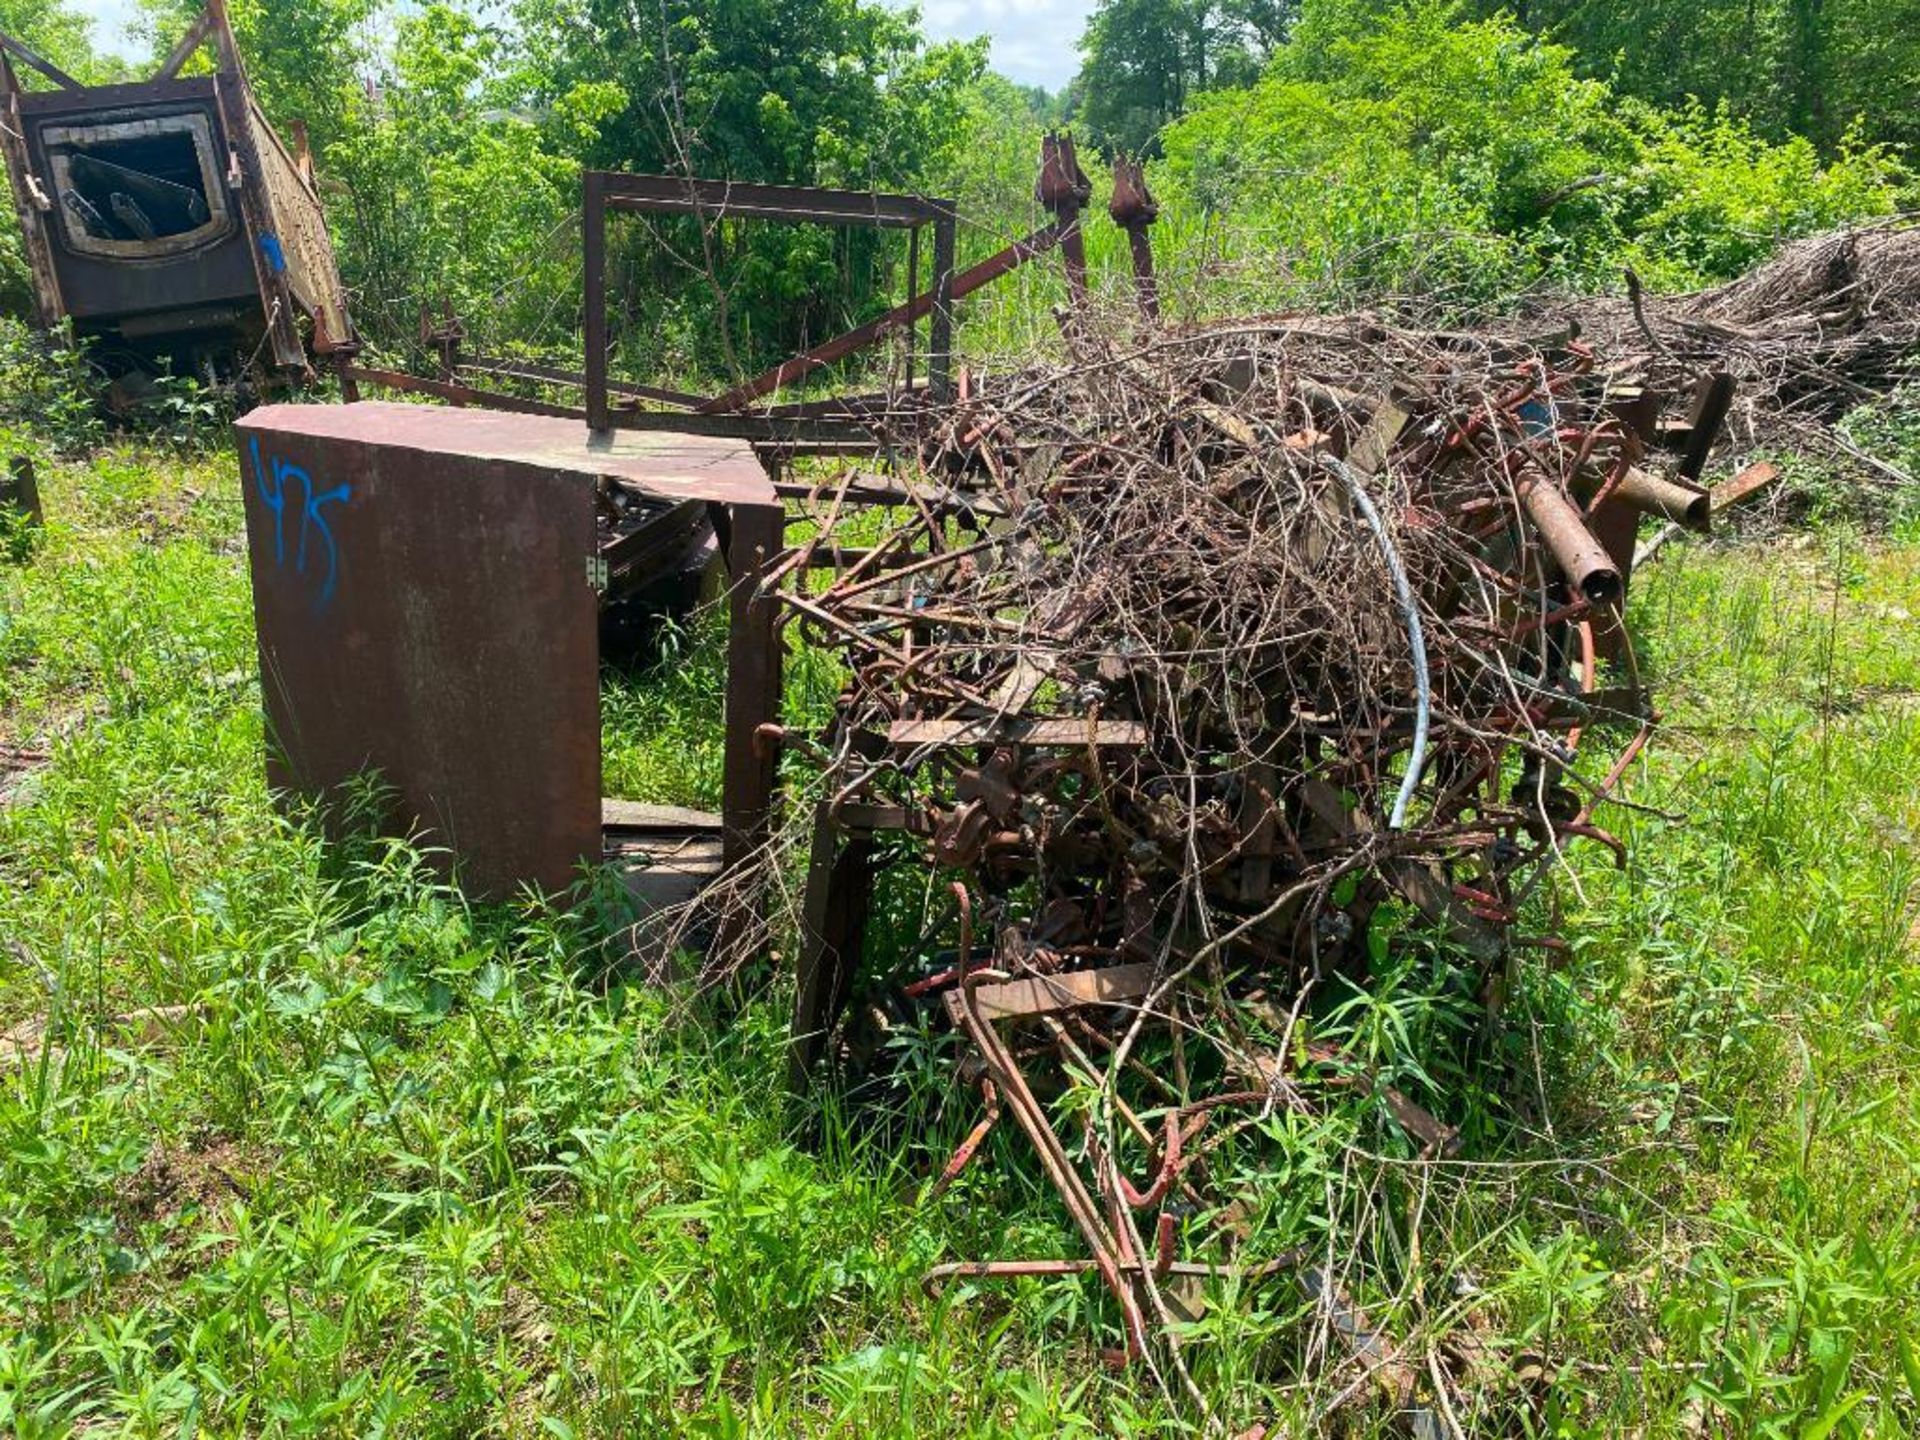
[249,438,352,608]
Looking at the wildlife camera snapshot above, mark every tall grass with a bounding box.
[2,423,1919,1434]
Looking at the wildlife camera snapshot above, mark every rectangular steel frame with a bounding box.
[234,401,785,899]
[581,171,960,433]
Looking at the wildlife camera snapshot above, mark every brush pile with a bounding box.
[766,315,1710,1400]
[1545,221,1920,435]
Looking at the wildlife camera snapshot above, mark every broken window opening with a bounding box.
[45,112,233,260]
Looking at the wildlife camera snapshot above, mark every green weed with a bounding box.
[4,433,1920,1436]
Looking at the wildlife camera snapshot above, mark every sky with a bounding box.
[909,0,1094,90]
[75,0,1093,91]
[78,0,143,61]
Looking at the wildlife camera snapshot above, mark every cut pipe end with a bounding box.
[1581,568,1624,607]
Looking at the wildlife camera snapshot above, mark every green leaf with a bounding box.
[1798,1391,1865,1440]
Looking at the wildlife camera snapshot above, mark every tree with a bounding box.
[0,0,103,82]
[1074,0,1298,156]
[1463,0,1920,153]
[1159,0,1902,303]
[506,0,984,369]
[509,0,981,188]
[134,0,377,149]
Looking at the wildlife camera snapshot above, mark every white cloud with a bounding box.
[907,0,1094,90]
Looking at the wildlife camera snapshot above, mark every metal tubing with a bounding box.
[1517,470,1623,606]
[1610,465,1711,531]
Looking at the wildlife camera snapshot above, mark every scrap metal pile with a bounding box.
[768,313,1713,1386]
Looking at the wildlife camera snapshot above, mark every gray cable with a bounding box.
[1316,455,1431,830]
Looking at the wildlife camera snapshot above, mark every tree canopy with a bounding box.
[4,0,1909,369]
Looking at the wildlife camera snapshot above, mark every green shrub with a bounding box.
[0,319,103,454]
[1156,0,1908,308]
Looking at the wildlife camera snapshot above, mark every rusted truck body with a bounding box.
[0,1,353,374]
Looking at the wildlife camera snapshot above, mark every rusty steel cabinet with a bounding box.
[235,401,782,900]
[237,403,605,897]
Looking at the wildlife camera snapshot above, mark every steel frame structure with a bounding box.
[582,171,960,435]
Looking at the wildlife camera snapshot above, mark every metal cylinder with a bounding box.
[1517,472,1623,606]
[1608,465,1711,532]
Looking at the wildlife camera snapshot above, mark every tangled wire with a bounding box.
[739,304,1718,1422]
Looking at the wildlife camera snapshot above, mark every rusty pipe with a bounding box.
[1515,471,1623,606]
[1606,465,1711,532]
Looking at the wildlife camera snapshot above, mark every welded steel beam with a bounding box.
[596,172,954,229]
[0,33,81,91]
[698,224,1061,414]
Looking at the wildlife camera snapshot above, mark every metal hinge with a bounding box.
[586,555,608,594]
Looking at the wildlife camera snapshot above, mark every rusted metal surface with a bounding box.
[236,402,775,899]
[887,716,1150,748]
[1713,458,1783,511]
[1109,154,1160,320]
[1610,464,1711,530]
[0,58,66,331]
[0,0,354,370]
[939,962,1155,1024]
[592,172,951,228]
[276,400,778,508]
[339,362,586,420]
[602,799,726,913]
[236,403,604,898]
[572,137,1119,429]
[0,33,80,90]
[1517,466,1623,604]
[1037,131,1092,313]
[788,802,877,1088]
[1676,370,1738,481]
[741,315,1753,1384]
[720,500,786,870]
[457,353,704,411]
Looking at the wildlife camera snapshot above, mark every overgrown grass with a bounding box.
[2,428,1919,1437]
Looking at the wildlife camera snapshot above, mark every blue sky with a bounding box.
[76,0,1092,90]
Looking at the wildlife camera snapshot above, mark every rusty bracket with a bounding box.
[1109,154,1160,320]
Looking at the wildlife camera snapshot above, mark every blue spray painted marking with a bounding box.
[250,436,352,608]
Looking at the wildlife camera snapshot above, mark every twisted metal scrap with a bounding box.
[772,312,1677,1408]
